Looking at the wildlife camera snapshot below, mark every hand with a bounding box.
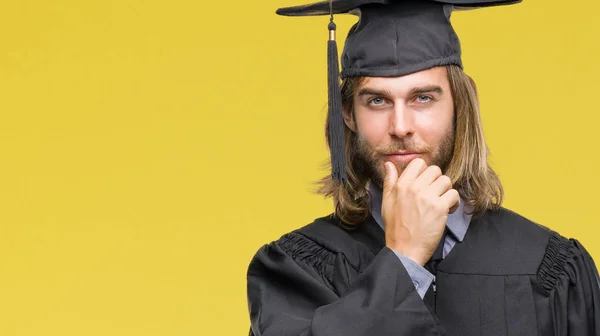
[381,158,460,266]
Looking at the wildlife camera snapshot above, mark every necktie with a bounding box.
[423,228,447,312]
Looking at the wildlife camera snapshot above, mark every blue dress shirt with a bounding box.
[367,182,472,298]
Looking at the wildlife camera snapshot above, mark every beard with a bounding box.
[355,125,456,190]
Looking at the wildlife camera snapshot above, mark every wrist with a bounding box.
[403,250,428,266]
[387,244,428,266]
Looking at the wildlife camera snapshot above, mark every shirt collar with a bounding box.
[366,181,472,242]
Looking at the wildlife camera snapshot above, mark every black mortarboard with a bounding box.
[276,0,521,183]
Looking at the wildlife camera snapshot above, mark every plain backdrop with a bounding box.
[0,0,599,334]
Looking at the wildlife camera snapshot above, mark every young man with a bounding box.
[247,0,600,335]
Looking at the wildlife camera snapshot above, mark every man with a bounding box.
[246,0,600,335]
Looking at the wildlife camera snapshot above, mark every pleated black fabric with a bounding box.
[246,207,600,336]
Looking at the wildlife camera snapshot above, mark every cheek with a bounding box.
[354,110,389,146]
[415,102,454,144]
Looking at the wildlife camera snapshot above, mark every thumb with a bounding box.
[382,162,398,195]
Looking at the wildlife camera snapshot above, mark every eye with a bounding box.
[415,95,433,103]
[368,97,387,106]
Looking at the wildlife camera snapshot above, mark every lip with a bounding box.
[383,152,423,163]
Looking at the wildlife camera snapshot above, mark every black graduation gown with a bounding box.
[246,207,600,336]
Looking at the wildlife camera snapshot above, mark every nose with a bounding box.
[389,104,415,138]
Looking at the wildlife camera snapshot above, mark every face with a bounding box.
[344,66,456,189]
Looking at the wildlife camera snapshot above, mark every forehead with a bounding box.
[359,66,450,92]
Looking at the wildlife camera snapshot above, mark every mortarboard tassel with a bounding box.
[327,7,347,183]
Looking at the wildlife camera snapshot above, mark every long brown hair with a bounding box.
[316,65,503,226]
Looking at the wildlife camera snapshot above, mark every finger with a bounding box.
[382,161,398,196]
[412,165,443,191]
[427,174,452,197]
[397,158,428,184]
[440,189,460,213]
[448,198,460,214]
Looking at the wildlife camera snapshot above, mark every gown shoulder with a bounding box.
[247,215,442,336]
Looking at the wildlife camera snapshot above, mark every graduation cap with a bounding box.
[276,0,521,183]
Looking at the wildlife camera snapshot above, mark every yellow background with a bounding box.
[0,0,598,334]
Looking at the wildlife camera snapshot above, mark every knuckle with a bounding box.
[447,190,460,202]
[440,175,452,186]
[395,179,406,190]
[412,158,425,168]
[453,191,461,200]
[433,201,445,212]
[430,165,442,176]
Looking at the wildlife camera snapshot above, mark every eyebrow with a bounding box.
[409,85,443,95]
[357,88,392,98]
[357,85,443,98]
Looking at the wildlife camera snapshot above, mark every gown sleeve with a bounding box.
[535,232,600,335]
[246,232,443,336]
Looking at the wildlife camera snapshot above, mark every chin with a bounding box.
[378,160,411,174]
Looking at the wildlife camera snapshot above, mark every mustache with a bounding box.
[373,141,431,156]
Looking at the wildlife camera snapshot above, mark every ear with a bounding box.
[343,106,357,133]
